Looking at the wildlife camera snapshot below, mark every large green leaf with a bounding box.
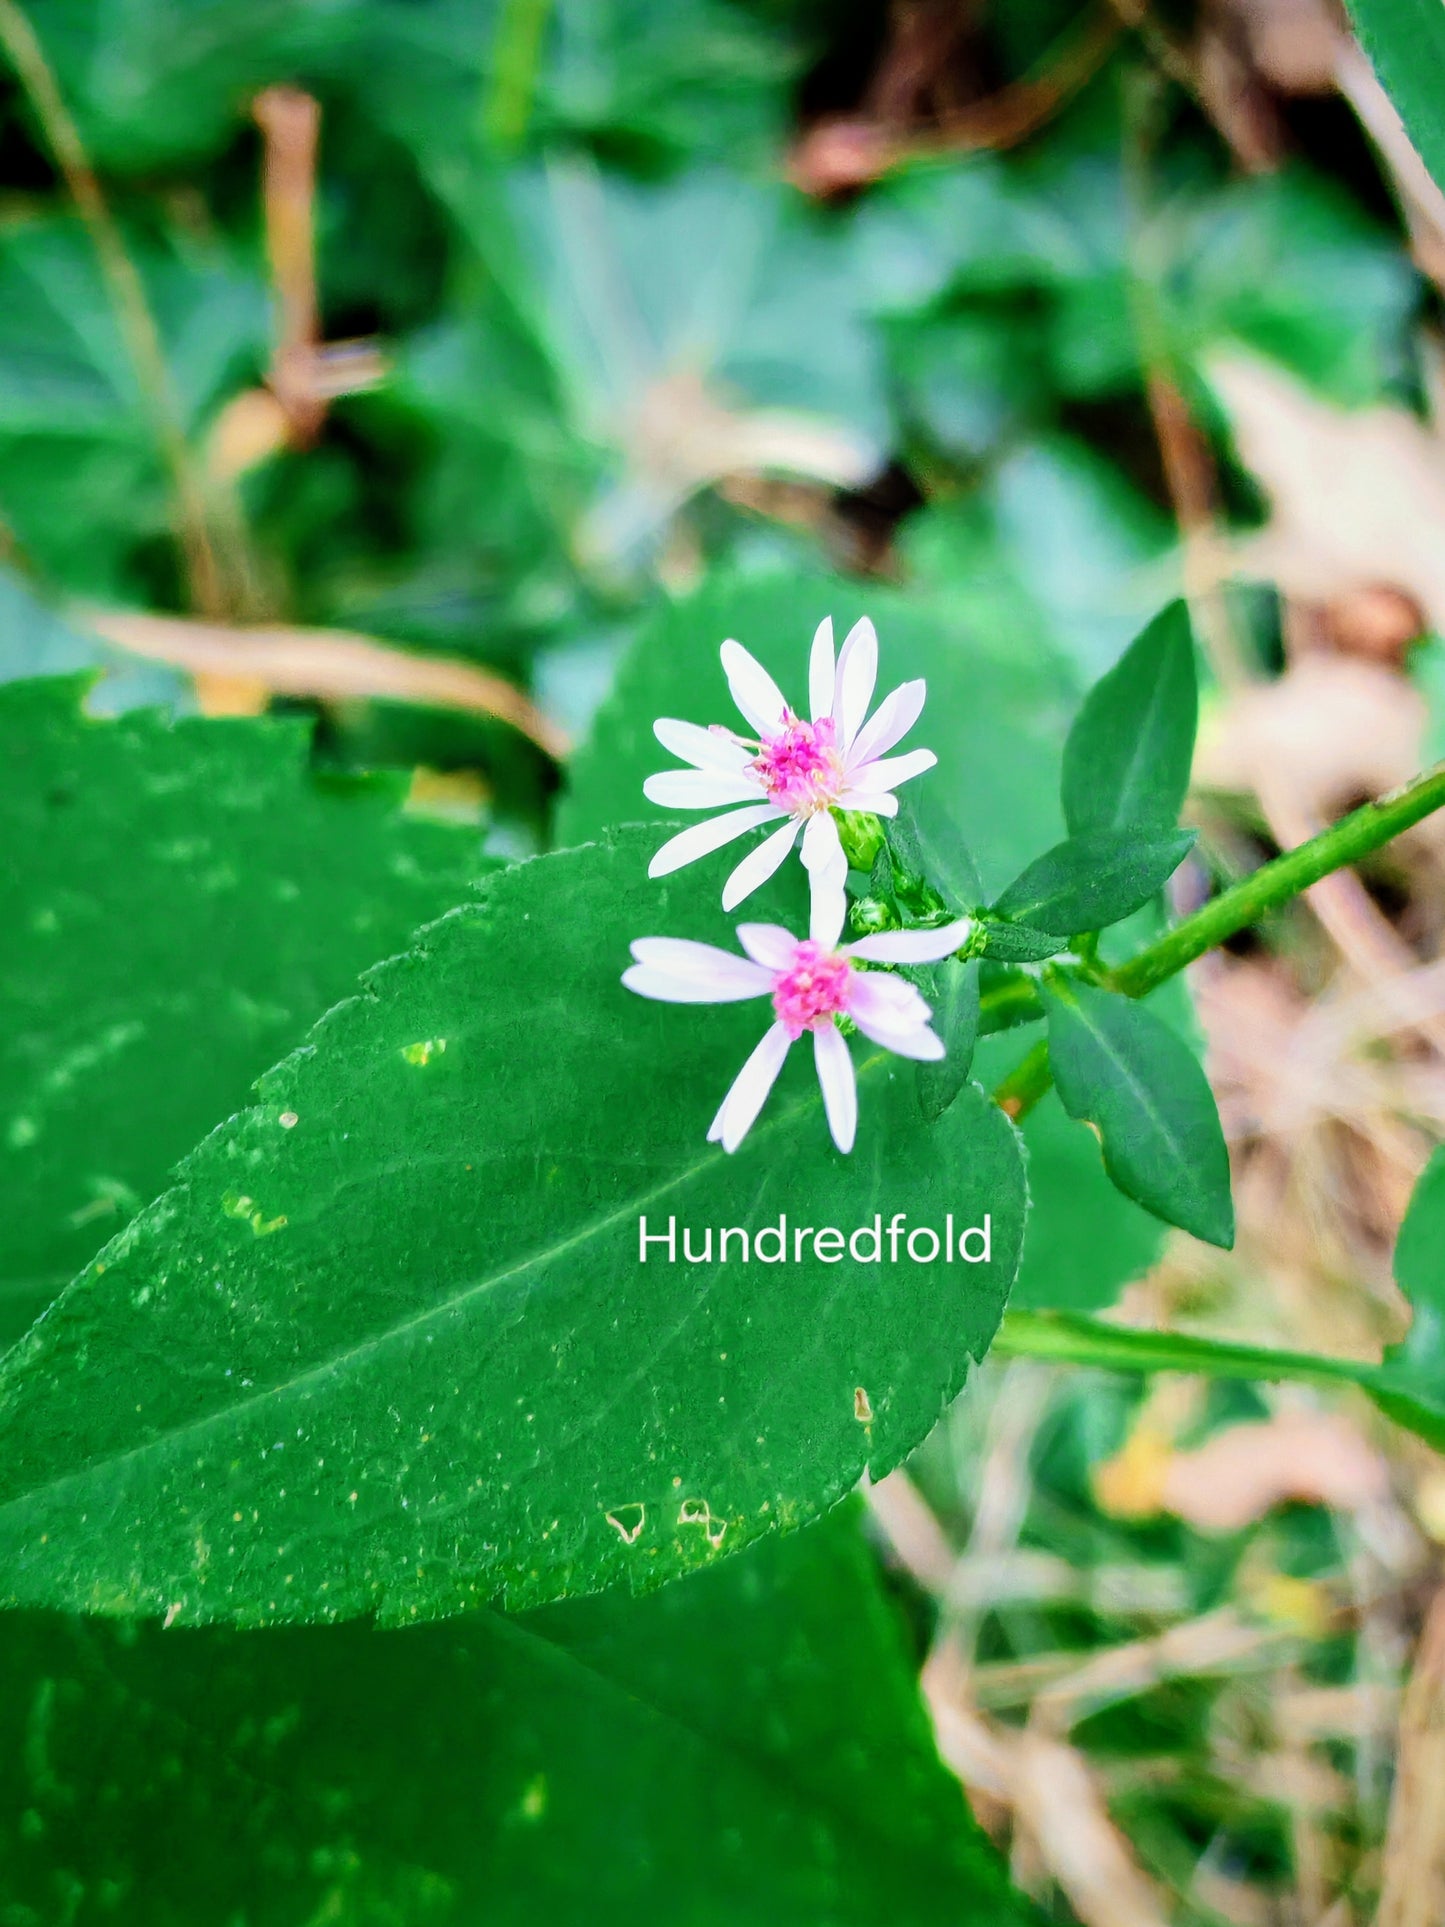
[1347,0,1445,200]
[0,826,1027,1624]
[1041,976,1234,1249]
[0,1506,1040,1925]
[560,570,1073,896]
[1061,600,1198,836]
[0,677,478,1348]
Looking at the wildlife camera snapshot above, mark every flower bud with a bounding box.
[836,808,885,870]
[850,896,898,936]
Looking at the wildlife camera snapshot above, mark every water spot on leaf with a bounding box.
[221,1192,289,1236]
[400,1038,447,1066]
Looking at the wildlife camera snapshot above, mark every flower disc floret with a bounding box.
[753,714,843,815]
[771,940,852,1038]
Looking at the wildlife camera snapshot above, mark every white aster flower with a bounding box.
[621,876,972,1155]
[643,616,937,910]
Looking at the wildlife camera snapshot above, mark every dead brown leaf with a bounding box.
[1206,353,1445,632]
[78,608,569,758]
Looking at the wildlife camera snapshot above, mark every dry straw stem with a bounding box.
[1376,1586,1445,1927]
[0,0,225,616]
[81,608,571,759]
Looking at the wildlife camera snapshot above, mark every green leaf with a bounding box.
[1004,1091,1166,1313]
[0,1507,1041,1924]
[888,793,985,914]
[1350,0,1445,200]
[394,167,886,596]
[0,220,266,600]
[354,0,808,170]
[1061,601,1198,835]
[0,564,183,713]
[0,826,1027,1625]
[975,920,1071,964]
[1369,1146,1445,1445]
[1041,976,1234,1248]
[0,677,479,1348]
[915,959,980,1124]
[992,827,1196,935]
[18,1,355,171]
[561,570,1072,899]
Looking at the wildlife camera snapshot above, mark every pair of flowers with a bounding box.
[622,617,971,1154]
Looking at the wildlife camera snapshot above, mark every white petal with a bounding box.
[801,808,845,877]
[722,817,800,911]
[653,716,753,772]
[736,922,799,970]
[625,939,772,1001]
[812,1023,857,1154]
[852,1015,946,1062]
[835,787,898,817]
[648,804,785,879]
[707,1021,792,1152]
[643,769,764,810]
[846,679,926,769]
[721,638,789,738]
[808,616,836,722]
[846,916,973,964]
[846,747,937,794]
[848,976,944,1059]
[848,970,932,1031]
[831,617,878,749]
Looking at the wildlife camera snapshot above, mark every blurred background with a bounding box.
[5,0,1445,1920]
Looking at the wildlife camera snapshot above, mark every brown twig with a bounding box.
[0,0,226,616]
[253,86,327,447]
[790,2,1124,195]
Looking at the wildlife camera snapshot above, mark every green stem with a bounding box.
[483,0,553,151]
[991,1039,1051,1120]
[977,975,1044,1035]
[989,761,1445,1116]
[1108,762,1445,998]
[993,1308,1369,1393]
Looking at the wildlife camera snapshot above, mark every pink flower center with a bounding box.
[753,712,843,815]
[772,940,853,1040]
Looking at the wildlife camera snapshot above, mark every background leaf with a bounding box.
[0,1505,1040,1925]
[1061,599,1198,835]
[1346,0,1445,199]
[0,677,479,1349]
[0,826,1027,1625]
[1041,975,1234,1248]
